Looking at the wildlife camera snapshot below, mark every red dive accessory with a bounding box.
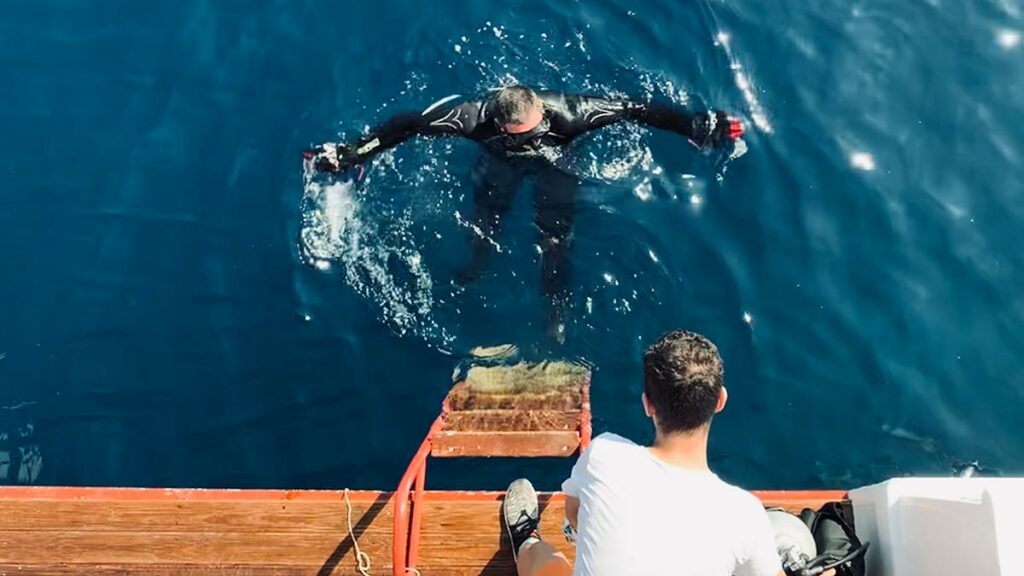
[727,117,744,140]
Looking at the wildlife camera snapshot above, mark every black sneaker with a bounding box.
[503,478,541,560]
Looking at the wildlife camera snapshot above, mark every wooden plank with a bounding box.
[0,500,383,533]
[418,495,573,573]
[0,562,520,576]
[0,487,847,575]
[0,489,394,576]
[0,487,847,507]
[753,490,849,514]
[431,431,581,457]
[0,487,379,502]
[0,531,368,564]
[0,565,325,576]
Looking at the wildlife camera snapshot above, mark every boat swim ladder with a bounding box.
[391,362,592,576]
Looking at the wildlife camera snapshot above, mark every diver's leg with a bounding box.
[533,169,580,343]
[457,153,522,283]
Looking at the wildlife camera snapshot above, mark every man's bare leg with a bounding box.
[517,539,572,576]
[504,479,573,576]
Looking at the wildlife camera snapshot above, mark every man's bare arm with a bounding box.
[565,495,580,531]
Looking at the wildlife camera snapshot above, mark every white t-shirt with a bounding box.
[561,433,782,576]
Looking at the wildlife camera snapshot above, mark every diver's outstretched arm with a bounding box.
[553,93,744,150]
[305,97,482,173]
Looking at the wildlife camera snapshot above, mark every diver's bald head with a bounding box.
[493,86,544,134]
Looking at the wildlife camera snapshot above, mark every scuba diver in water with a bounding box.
[305,86,744,343]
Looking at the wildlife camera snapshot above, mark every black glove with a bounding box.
[692,111,744,149]
[302,143,363,173]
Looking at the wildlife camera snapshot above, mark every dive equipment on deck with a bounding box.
[770,503,869,576]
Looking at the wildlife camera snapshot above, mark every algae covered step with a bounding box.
[433,361,591,458]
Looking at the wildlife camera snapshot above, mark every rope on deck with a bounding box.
[342,489,423,576]
[344,488,374,576]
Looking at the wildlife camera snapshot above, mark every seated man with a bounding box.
[502,330,794,576]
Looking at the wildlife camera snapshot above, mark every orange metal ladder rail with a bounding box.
[579,379,592,451]
[392,382,592,576]
[393,410,447,576]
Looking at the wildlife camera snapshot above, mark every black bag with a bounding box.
[797,502,868,576]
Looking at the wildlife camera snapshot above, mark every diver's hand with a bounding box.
[692,111,744,149]
[303,142,362,174]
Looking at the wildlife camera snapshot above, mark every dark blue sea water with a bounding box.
[1,0,1022,490]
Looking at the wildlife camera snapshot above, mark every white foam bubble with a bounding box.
[633,180,653,201]
[996,28,1020,49]
[850,151,876,171]
[299,174,451,345]
[715,30,773,134]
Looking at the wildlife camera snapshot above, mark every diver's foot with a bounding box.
[503,478,541,560]
[546,317,566,346]
[546,301,569,346]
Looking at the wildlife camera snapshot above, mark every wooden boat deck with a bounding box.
[0,486,846,575]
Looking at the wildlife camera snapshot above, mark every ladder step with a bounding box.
[447,383,584,412]
[431,430,582,458]
[445,410,581,433]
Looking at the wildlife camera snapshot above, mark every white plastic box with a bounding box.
[848,478,1024,576]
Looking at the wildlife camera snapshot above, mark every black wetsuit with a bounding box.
[347,91,726,159]
[333,91,733,340]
